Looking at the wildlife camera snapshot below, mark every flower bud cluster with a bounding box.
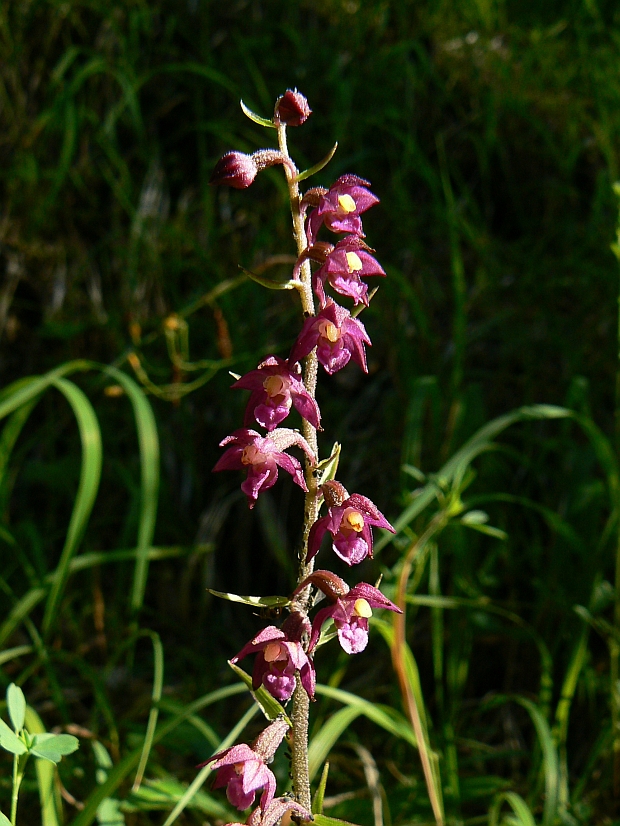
[205,90,400,821]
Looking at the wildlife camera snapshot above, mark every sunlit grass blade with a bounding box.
[132,631,164,791]
[313,684,417,762]
[493,696,559,826]
[98,365,160,615]
[377,404,575,553]
[42,377,102,635]
[489,791,537,826]
[308,705,360,782]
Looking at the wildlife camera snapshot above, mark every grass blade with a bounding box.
[42,377,102,635]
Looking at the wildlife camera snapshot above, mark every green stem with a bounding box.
[11,753,27,826]
[612,183,620,796]
[277,120,318,812]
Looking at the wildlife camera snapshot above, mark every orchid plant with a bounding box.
[206,89,400,825]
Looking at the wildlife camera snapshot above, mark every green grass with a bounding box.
[1,0,620,823]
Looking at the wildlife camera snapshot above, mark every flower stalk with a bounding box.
[207,90,400,824]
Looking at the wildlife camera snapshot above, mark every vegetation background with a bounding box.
[1,0,619,824]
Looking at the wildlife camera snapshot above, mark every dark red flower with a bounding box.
[233,356,320,431]
[305,174,379,245]
[304,577,401,655]
[231,622,315,702]
[289,300,371,375]
[312,236,385,307]
[213,428,314,509]
[307,488,395,566]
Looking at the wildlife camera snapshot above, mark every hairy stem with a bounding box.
[277,121,318,810]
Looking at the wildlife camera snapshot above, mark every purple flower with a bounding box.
[298,574,402,655]
[231,621,315,702]
[207,744,276,810]
[204,718,289,811]
[305,174,379,245]
[312,236,385,307]
[289,300,371,375]
[274,89,311,126]
[213,428,314,509]
[307,483,395,566]
[232,356,320,431]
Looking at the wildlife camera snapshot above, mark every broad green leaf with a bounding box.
[227,661,292,725]
[95,797,125,825]
[209,590,290,609]
[7,683,26,731]
[31,733,79,763]
[0,717,27,755]
[0,810,12,825]
[240,99,276,128]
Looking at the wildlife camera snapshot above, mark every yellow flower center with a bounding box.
[337,193,357,214]
[345,510,365,532]
[317,319,341,343]
[354,598,373,618]
[263,375,287,398]
[345,251,363,273]
[241,444,262,465]
[263,642,285,662]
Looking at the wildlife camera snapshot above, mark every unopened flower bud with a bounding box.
[210,151,258,189]
[274,89,311,126]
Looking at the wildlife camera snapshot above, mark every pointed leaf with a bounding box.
[208,590,290,609]
[239,265,298,291]
[7,683,26,731]
[227,661,292,725]
[240,100,276,128]
[294,143,338,183]
[313,762,330,815]
[313,815,362,826]
[0,718,27,755]
[315,443,341,488]
[0,811,12,825]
